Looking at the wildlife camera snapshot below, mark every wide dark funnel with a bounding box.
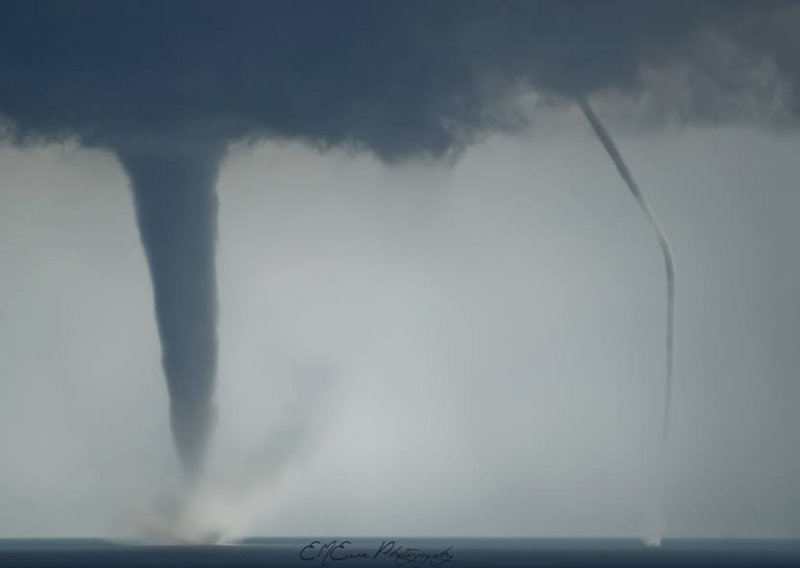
[117,144,223,479]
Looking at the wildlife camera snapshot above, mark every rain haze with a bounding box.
[0,0,799,543]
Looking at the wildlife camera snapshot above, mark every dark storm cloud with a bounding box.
[0,1,797,159]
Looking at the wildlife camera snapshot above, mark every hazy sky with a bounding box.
[1,0,799,542]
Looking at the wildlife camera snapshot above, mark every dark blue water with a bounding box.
[2,538,799,567]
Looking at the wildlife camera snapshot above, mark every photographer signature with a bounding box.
[299,539,455,566]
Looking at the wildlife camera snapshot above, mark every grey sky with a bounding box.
[1,102,799,538]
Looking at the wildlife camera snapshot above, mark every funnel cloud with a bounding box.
[117,144,223,478]
[578,98,676,543]
[578,99,675,452]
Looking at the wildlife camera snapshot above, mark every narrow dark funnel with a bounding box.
[116,144,223,480]
[578,99,675,451]
[578,98,675,541]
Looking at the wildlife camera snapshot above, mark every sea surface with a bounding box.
[1,538,799,567]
